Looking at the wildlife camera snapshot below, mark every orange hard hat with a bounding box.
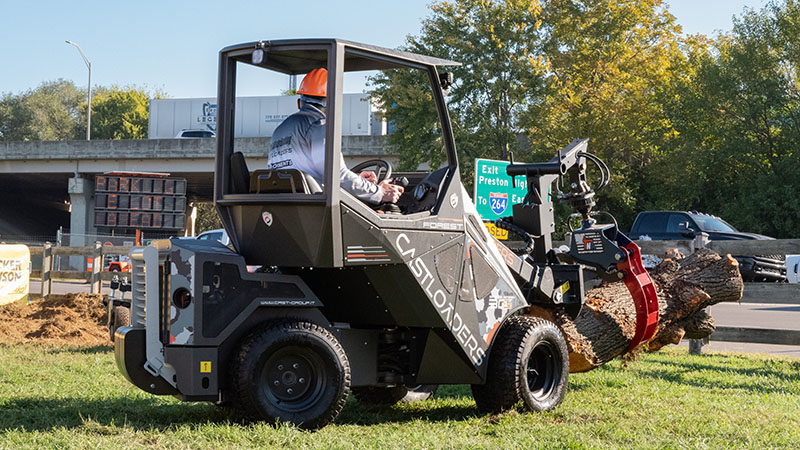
[297,68,327,98]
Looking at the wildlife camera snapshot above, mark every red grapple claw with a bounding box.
[616,241,659,350]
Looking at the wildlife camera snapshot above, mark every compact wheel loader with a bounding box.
[114,38,658,429]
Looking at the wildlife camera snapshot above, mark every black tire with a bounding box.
[232,320,350,429]
[471,316,569,414]
[109,306,131,341]
[401,384,439,403]
[352,386,409,406]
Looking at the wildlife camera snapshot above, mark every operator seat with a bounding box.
[229,152,322,195]
[250,169,322,194]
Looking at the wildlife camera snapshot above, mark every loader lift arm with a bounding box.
[496,139,659,350]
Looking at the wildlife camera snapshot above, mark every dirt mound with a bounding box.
[0,293,110,346]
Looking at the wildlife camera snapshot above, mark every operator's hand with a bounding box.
[378,179,404,204]
[359,171,378,184]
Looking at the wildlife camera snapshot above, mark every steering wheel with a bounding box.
[351,159,393,183]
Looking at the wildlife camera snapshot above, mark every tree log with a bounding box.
[529,248,743,372]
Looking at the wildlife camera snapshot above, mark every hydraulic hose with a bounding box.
[495,216,535,255]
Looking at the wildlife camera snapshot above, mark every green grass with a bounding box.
[1,345,799,449]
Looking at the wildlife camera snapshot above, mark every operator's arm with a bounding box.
[339,155,384,205]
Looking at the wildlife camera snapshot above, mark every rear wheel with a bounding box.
[233,320,350,429]
[471,316,569,414]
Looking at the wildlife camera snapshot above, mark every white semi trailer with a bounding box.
[148,93,384,139]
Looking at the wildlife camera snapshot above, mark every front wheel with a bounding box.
[232,320,350,429]
[471,316,569,414]
[109,305,131,341]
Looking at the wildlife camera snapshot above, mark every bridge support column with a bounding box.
[68,177,96,270]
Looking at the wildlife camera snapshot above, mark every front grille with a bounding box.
[131,259,147,327]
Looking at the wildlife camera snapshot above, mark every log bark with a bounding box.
[529,248,744,373]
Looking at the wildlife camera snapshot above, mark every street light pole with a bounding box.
[66,40,92,140]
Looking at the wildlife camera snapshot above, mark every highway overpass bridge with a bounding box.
[0,136,389,244]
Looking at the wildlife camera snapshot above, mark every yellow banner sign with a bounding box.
[0,245,30,305]
[484,222,509,240]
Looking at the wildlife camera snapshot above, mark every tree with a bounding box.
[0,81,166,142]
[370,0,687,226]
[0,80,84,141]
[524,0,686,227]
[661,0,800,237]
[370,0,549,176]
[91,85,163,140]
[195,202,223,234]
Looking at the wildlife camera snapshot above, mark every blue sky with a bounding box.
[0,0,769,99]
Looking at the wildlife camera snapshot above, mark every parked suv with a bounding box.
[629,211,786,282]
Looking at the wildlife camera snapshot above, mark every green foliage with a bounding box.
[660,0,800,237]
[371,0,799,237]
[527,0,685,227]
[1,344,800,448]
[0,81,165,142]
[92,85,163,140]
[370,0,548,174]
[195,202,223,234]
[0,79,84,141]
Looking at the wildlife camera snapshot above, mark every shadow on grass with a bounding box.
[42,345,113,355]
[0,397,229,432]
[0,395,483,432]
[632,356,800,394]
[565,352,800,395]
[337,403,480,426]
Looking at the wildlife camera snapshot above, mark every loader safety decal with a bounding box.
[576,231,604,254]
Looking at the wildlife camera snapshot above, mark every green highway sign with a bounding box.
[473,158,527,221]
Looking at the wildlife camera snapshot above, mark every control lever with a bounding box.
[392,176,409,188]
[377,176,408,214]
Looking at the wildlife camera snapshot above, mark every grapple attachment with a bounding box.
[569,223,659,350]
[613,235,659,349]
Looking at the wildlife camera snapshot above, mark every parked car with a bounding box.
[196,228,230,245]
[175,129,216,138]
[629,210,787,282]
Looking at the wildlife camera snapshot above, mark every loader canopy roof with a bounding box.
[221,38,461,74]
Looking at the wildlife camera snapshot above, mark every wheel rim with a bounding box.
[261,346,326,412]
[525,340,561,401]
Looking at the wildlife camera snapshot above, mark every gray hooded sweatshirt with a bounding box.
[268,103,383,205]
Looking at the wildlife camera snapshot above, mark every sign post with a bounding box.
[473,159,527,240]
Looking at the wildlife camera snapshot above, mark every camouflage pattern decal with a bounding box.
[472,262,520,344]
[168,246,195,345]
